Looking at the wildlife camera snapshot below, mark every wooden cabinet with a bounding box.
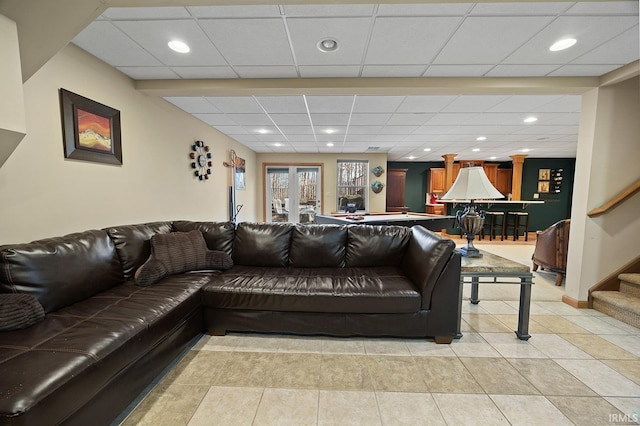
[482,164,498,184]
[496,168,513,196]
[386,169,409,211]
[428,168,446,194]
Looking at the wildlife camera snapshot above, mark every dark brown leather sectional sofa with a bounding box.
[0,220,460,425]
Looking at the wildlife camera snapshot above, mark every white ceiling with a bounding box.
[71,2,639,161]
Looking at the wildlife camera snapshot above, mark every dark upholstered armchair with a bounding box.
[532,219,570,286]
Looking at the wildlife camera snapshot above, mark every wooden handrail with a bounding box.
[588,179,640,217]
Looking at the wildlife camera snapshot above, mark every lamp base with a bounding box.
[458,244,483,258]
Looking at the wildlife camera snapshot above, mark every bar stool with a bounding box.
[505,211,530,241]
[481,211,505,241]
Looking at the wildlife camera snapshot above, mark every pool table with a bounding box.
[314,212,455,231]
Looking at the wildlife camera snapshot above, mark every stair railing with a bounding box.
[587,179,640,218]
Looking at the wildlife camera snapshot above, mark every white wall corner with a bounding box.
[0,14,27,168]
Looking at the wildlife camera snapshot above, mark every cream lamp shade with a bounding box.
[441,167,504,201]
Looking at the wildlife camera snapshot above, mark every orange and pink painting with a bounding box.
[76,108,112,151]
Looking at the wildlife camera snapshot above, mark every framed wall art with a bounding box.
[60,89,122,165]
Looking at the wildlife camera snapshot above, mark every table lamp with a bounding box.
[441,166,504,257]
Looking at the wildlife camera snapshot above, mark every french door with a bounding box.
[265,165,322,224]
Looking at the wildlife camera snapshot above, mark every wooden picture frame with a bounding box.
[538,181,550,193]
[538,168,550,180]
[60,89,122,165]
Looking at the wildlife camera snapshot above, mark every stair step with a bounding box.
[619,273,640,286]
[592,291,640,329]
[619,273,640,297]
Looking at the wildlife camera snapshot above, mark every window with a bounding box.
[337,160,368,212]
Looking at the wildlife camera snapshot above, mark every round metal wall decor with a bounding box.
[190,140,212,181]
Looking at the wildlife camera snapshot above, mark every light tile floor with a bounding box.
[117,242,640,425]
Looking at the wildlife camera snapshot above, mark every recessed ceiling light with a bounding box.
[524,116,538,123]
[168,40,190,53]
[326,142,334,147]
[521,148,531,153]
[423,148,431,152]
[472,148,480,152]
[407,156,416,160]
[490,156,497,160]
[273,143,282,147]
[256,129,270,134]
[318,39,339,53]
[324,128,336,134]
[476,136,487,141]
[549,38,577,52]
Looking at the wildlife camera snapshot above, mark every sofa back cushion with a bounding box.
[105,222,173,280]
[289,225,348,268]
[233,222,293,267]
[173,221,235,256]
[0,230,123,313]
[346,225,411,267]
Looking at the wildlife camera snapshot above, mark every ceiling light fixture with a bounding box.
[490,156,497,160]
[324,128,336,134]
[476,136,487,141]
[472,148,480,152]
[423,148,431,152]
[273,143,282,147]
[326,142,334,147]
[256,129,270,134]
[524,116,538,123]
[318,38,339,53]
[408,156,416,160]
[549,38,577,52]
[168,40,190,53]
[521,148,531,153]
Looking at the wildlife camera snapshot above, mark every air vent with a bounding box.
[366,146,380,151]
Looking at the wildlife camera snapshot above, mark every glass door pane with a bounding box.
[267,168,289,223]
[266,165,322,224]
[297,167,320,224]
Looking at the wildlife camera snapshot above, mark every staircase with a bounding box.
[592,273,640,329]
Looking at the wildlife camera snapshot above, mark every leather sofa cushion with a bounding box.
[135,231,233,286]
[0,230,124,313]
[105,222,173,280]
[0,276,211,423]
[346,225,412,267]
[202,266,420,313]
[172,221,235,256]
[233,222,293,267]
[289,224,347,268]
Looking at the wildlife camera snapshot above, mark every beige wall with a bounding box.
[0,44,257,244]
[566,76,640,301]
[256,152,388,220]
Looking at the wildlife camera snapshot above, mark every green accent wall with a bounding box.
[388,158,575,232]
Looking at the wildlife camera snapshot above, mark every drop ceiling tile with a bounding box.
[282,134,316,141]
[311,115,350,127]
[366,17,462,64]
[268,114,310,126]
[533,95,582,112]
[73,21,163,67]
[283,4,375,17]
[241,126,280,136]
[255,96,307,113]
[547,64,623,76]
[571,26,639,65]
[295,147,320,153]
[347,126,384,134]
[225,114,272,125]
[102,7,192,20]
[349,114,393,125]
[306,96,354,113]
[377,3,473,16]
[234,66,299,78]
[423,65,494,77]
[485,64,561,77]
[287,17,372,65]
[564,1,639,15]
[488,95,565,112]
[352,96,405,113]
[254,134,288,142]
[298,66,361,77]
[205,97,263,113]
[170,67,238,78]
[412,126,457,135]
[442,95,512,113]
[345,134,380,142]
[469,2,572,15]
[433,16,554,64]
[278,126,314,135]
[387,113,435,126]
[228,134,258,143]
[425,113,478,125]
[198,19,294,66]
[164,97,221,113]
[186,5,281,18]
[379,126,419,135]
[397,96,458,113]
[193,114,238,126]
[211,125,250,134]
[361,65,427,77]
[113,20,227,66]
[116,67,178,79]
[503,16,639,65]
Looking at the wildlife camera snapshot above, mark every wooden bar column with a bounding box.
[509,154,527,201]
[442,154,457,193]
